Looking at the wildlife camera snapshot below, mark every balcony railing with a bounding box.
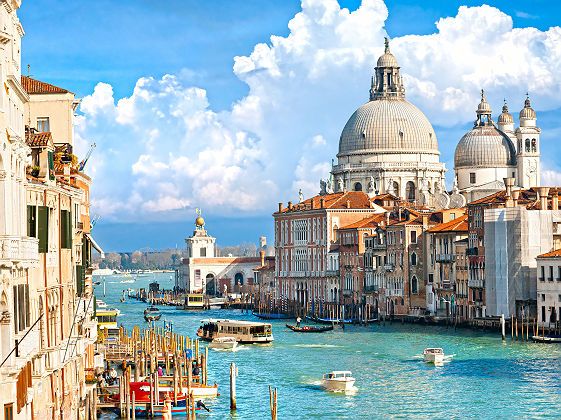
[0,236,39,265]
[468,279,485,288]
[384,264,395,272]
[435,253,455,263]
[342,290,352,297]
[386,289,403,297]
[363,285,379,293]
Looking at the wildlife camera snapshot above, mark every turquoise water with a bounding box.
[96,273,561,419]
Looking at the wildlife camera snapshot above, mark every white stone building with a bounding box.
[536,249,561,327]
[454,92,541,202]
[331,39,446,202]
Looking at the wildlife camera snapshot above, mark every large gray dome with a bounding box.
[338,99,439,156]
[454,126,516,168]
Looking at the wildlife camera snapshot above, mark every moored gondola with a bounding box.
[285,323,334,333]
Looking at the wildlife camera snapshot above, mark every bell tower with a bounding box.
[515,95,540,189]
[370,37,405,101]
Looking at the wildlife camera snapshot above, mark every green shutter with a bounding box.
[48,151,55,180]
[83,237,91,267]
[27,206,37,238]
[93,295,96,318]
[38,206,49,253]
[76,265,85,296]
[60,210,72,249]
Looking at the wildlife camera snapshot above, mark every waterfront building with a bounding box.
[454,92,541,202]
[330,40,446,202]
[253,252,276,308]
[454,237,469,322]
[535,249,561,326]
[175,214,263,296]
[425,214,468,319]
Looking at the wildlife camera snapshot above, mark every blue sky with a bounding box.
[18,0,561,251]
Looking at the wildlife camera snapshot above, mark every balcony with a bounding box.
[466,247,478,256]
[342,290,352,297]
[386,289,403,297]
[372,243,386,250]
[364,285,379,293]
[435,253,455,263]
[468,279,485,288]
[384,263,395,272]
[0,236,39,266]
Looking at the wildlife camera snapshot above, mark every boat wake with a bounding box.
[293,344,341,349]
[210,345,248,352]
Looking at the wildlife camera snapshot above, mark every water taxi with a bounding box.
[321,371,356,392]
[96,305,119,334]
[184,294,204,309]
[423,348,445,364]
[197,319,274,344]
[209,336,238,350]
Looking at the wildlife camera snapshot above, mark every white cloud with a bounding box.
[77,0,561,222]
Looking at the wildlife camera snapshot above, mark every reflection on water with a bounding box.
[96,273,561,419]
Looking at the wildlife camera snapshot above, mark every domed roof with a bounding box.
[520,97,536,120]
[454,126,516,168]
[338,99,439,155]
[498,102,513,124]
[377,52,398,68]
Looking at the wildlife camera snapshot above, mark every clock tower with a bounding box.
[515,96,540,189]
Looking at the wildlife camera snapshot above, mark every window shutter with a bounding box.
[38,206,49,253]
[60,210,72,249]
[67,209,72,249]
[76,265,85,296]
[48,151,55,180]
[12,285,18,333]
[18,284,24,332]
[24,285,30,328]
[93,295,96,318]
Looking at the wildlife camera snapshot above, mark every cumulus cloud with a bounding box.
[76,0,561,222]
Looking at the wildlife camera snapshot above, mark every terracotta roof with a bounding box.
[537,249,561,259]
[392,217,423,226]
[427,214,468,233]
[21,76,72,94]
[275,191,382,214]
[26,131,54,147]
[340,214,386,230]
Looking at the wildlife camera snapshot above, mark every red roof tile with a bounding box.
[427,214,468,232]
[340,214,386,230]
[537,249,561,258]
[275,191,382,214]
[26,131,54,147]
[21,75,72,94]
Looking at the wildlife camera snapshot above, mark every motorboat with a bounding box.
[209,336,238,350]
[144,306,162,322]
[197,319,274,344]
[321,371,356,392]
[423,348,445,364]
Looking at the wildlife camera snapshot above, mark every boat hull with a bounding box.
[285,323,333,333]
[209,341,238,350]
[321,379,356,392]
[252,312,292,320]
[424,354,444,364]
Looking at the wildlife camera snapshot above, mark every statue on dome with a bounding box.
[299,189,304,203]
[368,176,376,194]
[386,178,395,195]
[337,178,344,193]
[320,179,327,195]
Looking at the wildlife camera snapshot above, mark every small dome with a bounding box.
[377,52,398,68]
[519,97,536,120]
[454,126,516,168]
[498,103,513,124]
[476,90,492,115]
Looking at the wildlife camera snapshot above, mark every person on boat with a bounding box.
[193,364,200,376]
[296,316,302,327]
[158,366,163,376]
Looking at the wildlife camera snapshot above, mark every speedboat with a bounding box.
[423,348,445,364]
[321,371,356,392]
[209,336,238,350]
[144,306,161,322]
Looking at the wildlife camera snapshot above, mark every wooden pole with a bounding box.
[501,314,505,340]
[149,373,154,419]
[187,357,192,399]
[120,377,125,417]
[511,315,514,340]
[204,347,208,385]
[230,362,237,410]
[515,317,518,341]
[126,367,131,420]
[132,391,136,420]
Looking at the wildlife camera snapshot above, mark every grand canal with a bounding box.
[96,273,561,419]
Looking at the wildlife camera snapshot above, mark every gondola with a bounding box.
[252,311,292,320]
[285,323,333,333]
[305,315,378,325]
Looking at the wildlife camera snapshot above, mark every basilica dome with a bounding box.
[338,99,439,155]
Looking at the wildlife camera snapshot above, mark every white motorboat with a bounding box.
[321,371,356,392]
[209,336,238,350]
[197,319,274,343]
[423,348,445,364]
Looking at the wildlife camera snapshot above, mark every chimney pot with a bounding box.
[278,202,283,212]
[320,198,325,208]
[288,201,293,210]
[553,193,559,210]
[346,200,351,209]
[537,187,550,210]
[260,250,265,267]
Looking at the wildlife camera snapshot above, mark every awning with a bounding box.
[85,233,105,258]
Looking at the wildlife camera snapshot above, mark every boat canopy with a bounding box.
[200,318,271,327]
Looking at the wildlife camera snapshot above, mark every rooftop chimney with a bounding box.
[385,211,390,226]
[553,193,559,210]
[537,187,550,210]
[288,201,293,210]
[320,198,325,208]
[346,200,351,209]
[512,189,520,207]
[260,250,265,267]
[503,177,515,198]
[278,202,283,212]
[343,187,347,193]
[422,214,429,230]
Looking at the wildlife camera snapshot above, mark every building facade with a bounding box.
[536,249,561,327]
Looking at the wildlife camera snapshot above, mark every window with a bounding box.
[410,231,417,244]
[450,213,455,220]
[470,173,476,184]
[37,117,49,133]
[406,181,415,201]
[540,266,545,281]
[525,139,530,152]
[429,273,433,283]
[38,206,49,253]
[411,252,417,266]
[4,403,13,420]
[549,266,554,282]
[542,294,546,302]
[558,294,561,302]
[26,205,36,238]
[60,210,72,249]
[354,182,362,192]
[200,248,206,257]
[558,266,561,281]
[411,276,418,294]
[531,139,537,152]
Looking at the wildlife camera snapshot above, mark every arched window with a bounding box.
[525,139,531,152]
[531,139,537,152]
[406,181,415,201]
[354,182,362,192]
[401,298,405,306]
[411,276,418,294]
[411,252,417,266]
[234,273,244,286]
[392,181,399,196]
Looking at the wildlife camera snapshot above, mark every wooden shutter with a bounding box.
[48,151,55,180]
[38,206,49,253]
[12,285,18,332]
[60,210,72,249]
[67,209,72,249]
[18,284,24,332]
[24,285,30,328]
[76,265,85,296]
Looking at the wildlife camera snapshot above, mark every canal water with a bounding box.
[96,273,561,419]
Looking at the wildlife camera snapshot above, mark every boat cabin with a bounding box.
[323,371,353,380]
[197,319,274,343]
